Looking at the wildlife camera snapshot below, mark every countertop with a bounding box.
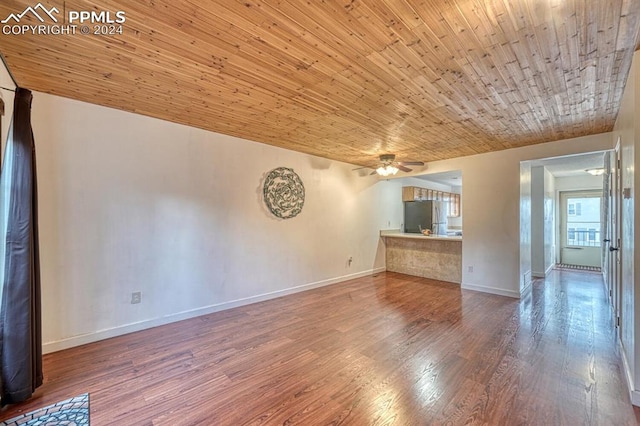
[380,230,462,242]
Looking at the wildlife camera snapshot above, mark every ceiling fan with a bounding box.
[354,154,425,176]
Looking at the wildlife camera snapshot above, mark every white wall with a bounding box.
[555,174,603,191]
[632,56,640,403]
[405,176,454,193]
[0,60,16,154]
[33,92,405,352]
[401,133,612,299]
[531,166,544,277]
[613,49,640,404]
[520,162,532,292]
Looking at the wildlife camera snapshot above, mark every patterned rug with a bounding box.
[555,264,602,272]
[1,393,89,425]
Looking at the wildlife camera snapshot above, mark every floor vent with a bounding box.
[555,264,601,272]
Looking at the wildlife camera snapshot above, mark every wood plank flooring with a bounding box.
[0,270,637,425]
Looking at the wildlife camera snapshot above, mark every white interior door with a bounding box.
[609,141,622,328]
[560,191,602,267]
[602,152,611,293]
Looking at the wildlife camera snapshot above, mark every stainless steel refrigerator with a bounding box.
[404,201,448,235]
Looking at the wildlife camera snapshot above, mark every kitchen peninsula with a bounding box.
[381,230,462,284]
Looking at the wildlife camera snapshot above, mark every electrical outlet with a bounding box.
[131,292,141,304]
[467,266,474,273]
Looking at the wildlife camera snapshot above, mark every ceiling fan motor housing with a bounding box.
[379,154,396,164]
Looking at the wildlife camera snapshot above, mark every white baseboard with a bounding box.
[461,282,520,299]
[532,264,555,279]
[545,263,555,275]
[520,280,533,298]
[620,339,640,406]
[43,266,387,354]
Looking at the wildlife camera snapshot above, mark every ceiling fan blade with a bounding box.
[352,166,372,171]
[397,164,412,173]
[397,161,425,166]
[370,170,378,175]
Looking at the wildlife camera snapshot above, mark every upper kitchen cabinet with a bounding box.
[402,186,461,217]
[450,194,460,217]
[402,186,425,201]
[405,170,462,218]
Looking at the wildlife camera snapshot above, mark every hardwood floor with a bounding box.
[0,270,637,425]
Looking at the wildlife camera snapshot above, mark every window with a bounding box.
[568,202,582,216]
[565,196,600,247]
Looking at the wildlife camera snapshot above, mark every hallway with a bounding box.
[521,268,637,424]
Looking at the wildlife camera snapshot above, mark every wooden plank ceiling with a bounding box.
[1,0,639,167]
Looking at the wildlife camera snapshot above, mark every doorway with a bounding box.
[559,191,602,268]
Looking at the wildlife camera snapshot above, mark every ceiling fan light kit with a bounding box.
[376,165,399,176]
[585,168,605,176]
[355,154,425,176]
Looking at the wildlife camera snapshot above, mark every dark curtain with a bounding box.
[0,88,42,405]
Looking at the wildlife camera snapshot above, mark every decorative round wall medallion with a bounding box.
[263,167,305,219]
